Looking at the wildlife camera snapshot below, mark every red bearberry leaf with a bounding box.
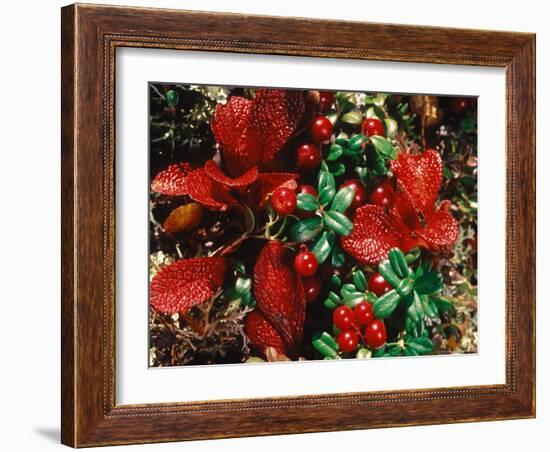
[245,310,287,357]
[391,150,442,220]
[211,90,307,177]
[204,159,259,187]
[392,185,421,230]
[415,209,459,249]
[184,167,239,211]
[150,257,227,314]
[211,96,261,177]
[151,163,192,196]
[248,89,306,165]
[341,205,413,265]
[253,241,305,357]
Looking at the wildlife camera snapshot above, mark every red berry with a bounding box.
[302,276,321,304]
[297,184,318,197]
[271,187,297,216]
[333,305,357,331]
[361,117,385,137]
[450,97,471,114]
[319,91,335,111]
[338,330,359,353]
[294,250,318,277]
[365,320,387,349]
[368,272,393,297]
[341,179,367,209]
[296,143,322,171]
[310,115,333,144]
[369,182,395,209]
[353,302,374,326]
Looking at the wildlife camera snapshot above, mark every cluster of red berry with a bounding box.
[333,272,392,353]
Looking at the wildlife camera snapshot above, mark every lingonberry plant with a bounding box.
[149,85,478,366]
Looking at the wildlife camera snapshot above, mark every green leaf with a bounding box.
[165,89,179,107]
[405,248,421,264]
[344,291,367,308]
[388,248,410,278]
[323,211,353,236]
[353,270,367,292]
[318,162,336,192]
[312,337,339,358]
[288,217,323,243]
[406,337,433,355]
[297,193,319,212]
[384,118,398,139]
[234,276,252,295]
[414,271,444,295]
[403,347,418,357]
[373,290,401,319]
[331,242,346,267]
[330,186,355,213]
[432,296,456,314]
[324,297,339,309]
[341,111,363,126]
[311,231,335,264]
[336,92,356,114]
[378,259,401,287]
[328,162,346,177]
[326,144,344,161]
[366,145,388,175]
[370,135,397,160]
[406,294,422,323]
[314,331,339,351]
[335,136,349,147]
[373,93,388,108]
[349,133,367,151]
[340,284,357,297]
[318,186,336,207]
[373,347,389,358]
[421,295,438,319]
[330,274,342,288]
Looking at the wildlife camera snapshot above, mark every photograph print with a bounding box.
[148,84,478,367]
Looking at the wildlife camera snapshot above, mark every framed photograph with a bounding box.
[61,3,536,447]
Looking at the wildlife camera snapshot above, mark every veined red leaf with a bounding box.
[390,150,442,220]
[151,163,192,196]
[246,310,287,356]
[204,159,259,187]
[253,241,305,357]
[150,257,227,314]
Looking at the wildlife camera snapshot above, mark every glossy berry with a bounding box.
[310,115,333,144]
[361,117,385,137]
[341,179,367,209]
[338,330,359,353]
[369,182,395,209]
[368,272,393,297]
[353,302,374,327]
[319,91,335,111]
[297,184,318,197]
[296,143,322,171]
[271,187,297,216]
[294,250,318,277]
[450,97,471,114]
[302,276,321,304]
[365,320,387,349]
[333,305,357,331]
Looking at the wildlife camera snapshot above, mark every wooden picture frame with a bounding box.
[61,3,536,447]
